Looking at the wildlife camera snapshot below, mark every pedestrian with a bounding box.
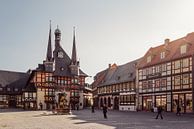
[91,105,95,113]
[39,102,43,110]
[76,104,79,110]
[155,106,163,119]
[176,105,181,116]
[103,104,108,119]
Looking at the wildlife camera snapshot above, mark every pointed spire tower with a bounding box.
[44,20,53,72]
[70,27,79,75]
[46,20,52,61]
[71,27,77,65]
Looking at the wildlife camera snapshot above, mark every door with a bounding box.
[8,96,16,108]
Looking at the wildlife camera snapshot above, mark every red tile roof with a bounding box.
[137,32,194,68]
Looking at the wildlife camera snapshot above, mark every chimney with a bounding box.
[165,38,170,45]
[108,64,111,68]
[164,38,170,49]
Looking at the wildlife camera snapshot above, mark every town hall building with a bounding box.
[0,24,88,110]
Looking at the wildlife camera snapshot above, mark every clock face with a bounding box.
[58,51,63,58]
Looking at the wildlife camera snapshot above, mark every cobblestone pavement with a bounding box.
[1,109,194,129]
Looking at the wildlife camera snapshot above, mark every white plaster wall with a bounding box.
[119,105,136,111]
[37,88,45,109]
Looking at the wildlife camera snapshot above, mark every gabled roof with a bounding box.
[137,32,194,68]
[53,45,72,77]
[0,70,30,93]
[91,69,108,88]
[92,59,140,87]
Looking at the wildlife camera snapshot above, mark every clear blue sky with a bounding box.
[1,0,194,83]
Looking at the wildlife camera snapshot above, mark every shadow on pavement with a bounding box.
[68,109,194,129]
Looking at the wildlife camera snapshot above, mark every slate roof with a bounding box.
[0,70,30,94]
[137,32,194,68]
[53,45,72,77]
[92,59,140,88]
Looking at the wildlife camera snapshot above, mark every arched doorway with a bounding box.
[104,97,107,105]
[108,97,111,107]
[114,97,119,110]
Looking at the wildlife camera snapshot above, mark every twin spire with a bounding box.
[46,21,78,66]
[71,27,77,65]
[46,20,52,62]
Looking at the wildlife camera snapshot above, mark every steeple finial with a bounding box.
[46,20,52,61]
[49,20,51,29]
[71,26,77,65]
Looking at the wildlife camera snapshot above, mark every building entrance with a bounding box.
[8,96,16,108]
[172,93,192,113]
[143,96,152,111]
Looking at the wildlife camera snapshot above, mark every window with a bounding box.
[155,65,160,73]
[142,81,148,89]
[182,58,189,68]
[155,80,160,88]
[160,52,165,59]
[175,76,180,85]
[175,60,181,69]
[57,51,64,58]
[147,56,151,63]
[180,45,187,54]
[161,64,166,72]
[161,79,166,87]
[120,95,135,105]
[183,74,189,85]
[148,81,152,89]
[0,87,3,91]
[7,88,10,91]
[75,79,78,83]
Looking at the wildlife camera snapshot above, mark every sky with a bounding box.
[1,0,194,84]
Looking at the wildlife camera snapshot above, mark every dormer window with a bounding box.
[160,51,165,59]
[180,44,187,54]
[147,56,151,63]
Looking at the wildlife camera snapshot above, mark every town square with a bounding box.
[1,109,194,129]
[1,0,194,129]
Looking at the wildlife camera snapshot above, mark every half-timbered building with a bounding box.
[137,33,194,113]
[0,24,87,110]
[93,60,139,111]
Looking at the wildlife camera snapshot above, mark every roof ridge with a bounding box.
[0,70,27,74]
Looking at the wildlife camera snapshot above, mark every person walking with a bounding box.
[39,102,43,110]
[176,105,181,116]
[155,106,163,119]
[103,104,108,119]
